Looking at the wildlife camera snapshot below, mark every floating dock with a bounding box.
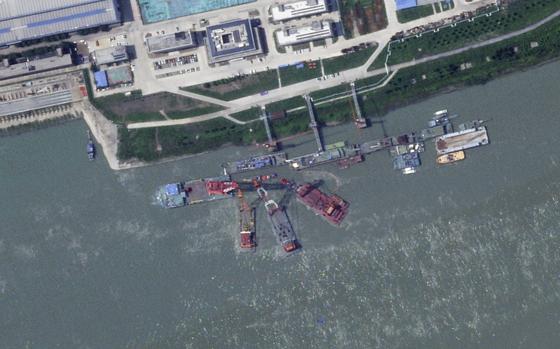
[435,127,489,155]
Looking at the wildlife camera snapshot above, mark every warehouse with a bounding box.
[0,0,121,47]
[276,21,332,46]
[205,19,264,65]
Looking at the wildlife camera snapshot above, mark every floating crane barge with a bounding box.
[296,183,349,225]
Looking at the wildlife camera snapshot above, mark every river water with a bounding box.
[2,61,560,348]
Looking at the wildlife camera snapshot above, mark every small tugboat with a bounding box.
[436,150,465,165]
[87,130,95,161]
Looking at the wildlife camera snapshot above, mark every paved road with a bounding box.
[126,6,560,130]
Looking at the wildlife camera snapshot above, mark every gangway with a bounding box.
[350,82,367,129]
[260,106,277,151]
[304,94,324,152]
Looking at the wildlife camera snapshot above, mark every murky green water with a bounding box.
[2,61,560,348]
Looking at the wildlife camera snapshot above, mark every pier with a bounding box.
[260,106,277,150]
[304,95,324,152]
[350,82,367,129]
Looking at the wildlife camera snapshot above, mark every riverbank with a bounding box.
[88,4,560,170]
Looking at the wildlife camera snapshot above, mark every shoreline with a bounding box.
[88,56,560,171]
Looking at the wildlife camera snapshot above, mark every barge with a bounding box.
[237,191,256,250]
[435,127,489,155]
[87,130,95,161]
[156,176,238,208]
[436,150,465,165]
[337,154,363,169]
[223,152,287,174]
[287,142,361,170]
[256,187,298,253]
[264,199,298,253]
[296,183,349,225]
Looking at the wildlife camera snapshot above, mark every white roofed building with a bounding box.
[275,21,333,46]
[271,0,328,22]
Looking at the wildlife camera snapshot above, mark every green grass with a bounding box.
[396,4,434,24]
[91,91,223,124]
[310,83,351,100]
[181,70,279,101]
[230,107,262,122]
[370,0,560,70]
[279,61,321,86]
[322,46,377,75]
[354,74,387,89]
[265,96,306,113]
[361,14,560,118]
[117,117,268,162]
[166,105,224,119]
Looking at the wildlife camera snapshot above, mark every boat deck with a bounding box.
[184,176,233,205]
[436,127,489,155]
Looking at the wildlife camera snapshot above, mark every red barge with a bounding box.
[295,183,349,225]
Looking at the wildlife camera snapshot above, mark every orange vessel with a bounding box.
[296,183,349,225]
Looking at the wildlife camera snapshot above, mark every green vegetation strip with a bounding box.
[279,61,321,86]
[370,0,560,70]
[396,4,435,24]
[230,107,261,122]
[265,96,306,113]
[118,118,268,162]
[310,83,350,100]
[322,46,377,75]
[181,70,279,101]
[362,14,560,117]
[91,91,224,124]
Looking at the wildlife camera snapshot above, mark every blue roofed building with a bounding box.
[93,70,108,89]
[396,0,418,10]
[0,0,121,47]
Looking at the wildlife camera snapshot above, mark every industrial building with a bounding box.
[205,19,264,65]
[271,0,328,22]
[138,0,255,24]
[0,51,73,81]
[0,0,121,47]
[0,71,85,117]
[146,31,197,54]
[276,21,332,46]
[396,0,443,10]
[94,65,133,88]
[90,45,128,66]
